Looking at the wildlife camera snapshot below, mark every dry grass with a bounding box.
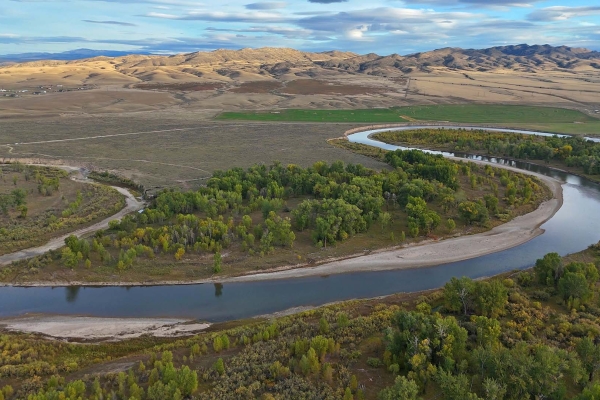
[0,115,386,189]
[134,82,225,91]
[282,79,388,95]
[230,81,282,93]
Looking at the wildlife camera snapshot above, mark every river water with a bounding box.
[1,127,599,322]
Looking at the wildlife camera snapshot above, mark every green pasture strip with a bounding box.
[218,105,598,126]
[217,109,409,122]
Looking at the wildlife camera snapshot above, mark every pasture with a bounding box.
[218,104,600,135]
[0,114,386,189]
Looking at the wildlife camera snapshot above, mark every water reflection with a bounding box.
[65,286,80,303]
[214,283,223,298]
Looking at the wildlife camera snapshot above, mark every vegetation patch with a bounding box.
[218,109,409,123]
[0,164,124,256]
[373,128,600,181]
[2,153,548,284]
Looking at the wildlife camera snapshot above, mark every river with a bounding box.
[1,127,599,322]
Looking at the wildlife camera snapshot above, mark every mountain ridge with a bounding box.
[1,44,599,89]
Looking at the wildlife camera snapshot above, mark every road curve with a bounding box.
[0,174,144,266]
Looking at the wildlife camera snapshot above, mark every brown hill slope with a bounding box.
[1,44,598,89]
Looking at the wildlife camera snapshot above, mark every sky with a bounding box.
[1,0,599,56]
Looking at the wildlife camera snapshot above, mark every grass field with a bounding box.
[218,105,600,135]
[0,115,385,189]
[217,108,411,123]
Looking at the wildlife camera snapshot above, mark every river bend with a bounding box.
[1,127,599,322]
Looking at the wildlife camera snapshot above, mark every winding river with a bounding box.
[1,127,600,322]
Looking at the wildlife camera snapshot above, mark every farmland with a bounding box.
[218,104,600,135]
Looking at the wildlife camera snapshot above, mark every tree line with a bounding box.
[374,128,600,176]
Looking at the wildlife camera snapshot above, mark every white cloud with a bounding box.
[146,10,288,22]
[528,6,600,22]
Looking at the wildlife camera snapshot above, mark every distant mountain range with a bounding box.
[0,48,154,63]
[1,44,599,72]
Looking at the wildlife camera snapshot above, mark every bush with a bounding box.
[367,357,383,368]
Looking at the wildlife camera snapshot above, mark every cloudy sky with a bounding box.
[1,0,599,55]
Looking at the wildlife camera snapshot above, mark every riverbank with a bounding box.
[0,315,210,341]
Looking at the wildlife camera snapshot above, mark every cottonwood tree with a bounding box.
[444,277,475,315]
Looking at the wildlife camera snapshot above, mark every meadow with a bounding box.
[218,105,600,135]
[0,115,383,190]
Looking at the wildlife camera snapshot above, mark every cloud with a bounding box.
[83,20,137,26]
[293,11,332,15]
[146,10,288,22]
[11,0,203,4]
[297,7,478,33]
[399,0,541,5]
[308,0,347,3]
[206,25,312,39]
[245,2,285,10]
[528,6,600,22]
[0,35,88,44]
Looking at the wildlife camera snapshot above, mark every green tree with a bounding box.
[343,387,354,400]
[534,252,562,286]
[11,188,26,206]
[576,337,600,382]
[213,252,222,273]
[435,370,482,400]
[213,358,225,375]
[482,378,506,400]
[558,272,591,302]
[446,218,456,232]
[471,315,501,348]
[380,212,392,231]
[443,277,475,315]
[17,204,27,218]
[473,280,508,318]
[319,317,330,334]
[458,201,489,225]
[176,366,198,396]
[61,247,79,269]
[378,376,421,400]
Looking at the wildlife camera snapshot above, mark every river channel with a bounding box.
[1,127,599,322]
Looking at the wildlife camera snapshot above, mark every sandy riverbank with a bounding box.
[0,315,210,340]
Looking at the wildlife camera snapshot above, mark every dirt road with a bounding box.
[0,171,144,266]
